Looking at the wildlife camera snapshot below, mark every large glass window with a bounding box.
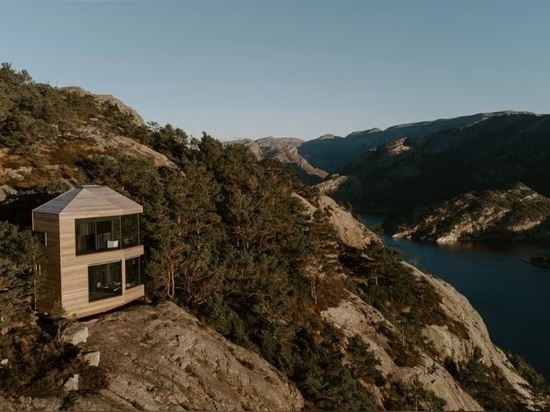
[75,214,140,255]
[125,256,144,289]
[88,261,122,302]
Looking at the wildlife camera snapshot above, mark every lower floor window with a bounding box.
[125,256,144,289]
[89,261,122,302]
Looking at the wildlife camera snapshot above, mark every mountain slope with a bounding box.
[338,112,550,213]
[298,112,509,173]
[225,112,515,186]
[224,136,328,184]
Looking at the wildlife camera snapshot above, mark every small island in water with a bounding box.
[527,255,550,269]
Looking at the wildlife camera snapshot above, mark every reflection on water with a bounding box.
[361,213,550,381]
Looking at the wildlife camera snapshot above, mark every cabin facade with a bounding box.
[32,185,145,318]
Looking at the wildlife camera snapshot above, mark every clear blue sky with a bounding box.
[1,0,549,140]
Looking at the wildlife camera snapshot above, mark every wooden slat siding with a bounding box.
[59,214,144,317]
[61,254,144,317]
[33,185,144,318]
[32,211,62,313]
[69,285,145,318]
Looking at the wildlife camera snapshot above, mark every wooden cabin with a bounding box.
[32,185,145,318]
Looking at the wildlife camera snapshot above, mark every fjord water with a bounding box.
[362,214,550,381]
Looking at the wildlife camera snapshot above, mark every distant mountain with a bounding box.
[224,136,329,184]
[334,112,550,213]
[298,112,509,173]
[226,113,513,185]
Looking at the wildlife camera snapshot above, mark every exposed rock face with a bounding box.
[416,266,536,404]
[391,183,550,242]
[61,324,88,345]
[316,174,363,208]
[320,200,545,410]
[81,351,100,367]
[322,295,483,411]
[0,185,16,202]
[63,374,80,392]
[72,302,304,411]
[292,193,380,248]
[59,86,145,126]
[225,136,328,184]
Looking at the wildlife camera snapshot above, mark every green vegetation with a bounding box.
[384,378,446,411]
[0,221,106,401]
[507,351,550,409]
[346,334,384,385]
[77,137,376,410]
[445,347,526,410]
[0,62,377,408]
[0,221,42,335]
[0,332,106,398]
[340,242,469,360]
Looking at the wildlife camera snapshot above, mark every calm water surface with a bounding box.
[362,214,550,380]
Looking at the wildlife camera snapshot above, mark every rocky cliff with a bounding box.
[224,136,329,184]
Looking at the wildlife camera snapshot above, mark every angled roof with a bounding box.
[32,185,143,215]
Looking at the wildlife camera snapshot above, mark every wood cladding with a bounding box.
[32,186,145,318]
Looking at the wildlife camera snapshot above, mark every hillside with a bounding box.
[333,112,550,214]
[223,136,328,184]
[226,112,515,188]
[388,183,550,242]
[1,64,550,411]
[298,112,507,173]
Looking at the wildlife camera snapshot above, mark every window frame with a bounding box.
[75,213,141,256]
[88,260,123,302]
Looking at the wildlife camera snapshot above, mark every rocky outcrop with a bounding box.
[415,266,536,405]
[225,136,328,184]
[71,302,303,411]
[323,263,545,410]
[292,192,380,248]
[61,324,88,345]
[60,86,145,126]
[320,200,546,410]
[322,295,483,411]
[392,183,550,242]
[316,174,363,207]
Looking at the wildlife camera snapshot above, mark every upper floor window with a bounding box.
[75,214,141,255]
